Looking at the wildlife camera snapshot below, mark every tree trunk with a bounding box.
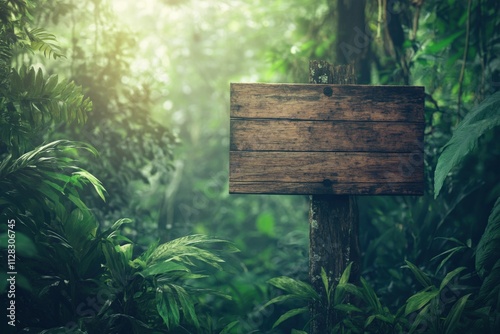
[308,60,361,334]
[335,0,370,84]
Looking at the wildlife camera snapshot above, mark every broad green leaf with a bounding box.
[431,244,468,274]
[263,294,308,309]
[272,306,309,329]
[171,284,199,328]
[118,243,134,261]
[360,277,382,312]
[435,92,500,197]
[404,260,432,288]
[334,303,363,313]
[291,330,308,334]
[36,183,61,205]
[372,313,395,324]
[219,321,239,334]
[477,258,500,307]
[64,209,98,251]
[67,193,90,213]
[334,264,355,305]
[339,262,352,285]
[337,282,362,298]
[165,289,180,328]
[73,170,106,201]
[408,303,431,334]
[43,170,72,184]
[268,276,319,300]
[405,290,439,315]
[443,294,471,334]
[425,30,463,54]
[439,267,466,292]
[476,197,500,278]
[110,218,133,231]
[366,314,376,327]
[140,261,190,277]
[44,74,59,93]
[156,288,173,329]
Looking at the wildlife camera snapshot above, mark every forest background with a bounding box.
[1,0,500,333]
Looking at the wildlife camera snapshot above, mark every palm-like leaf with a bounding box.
[147,234,238,269]
[25,27,65,59]
[1,66,92,155]
[0,140,105,217]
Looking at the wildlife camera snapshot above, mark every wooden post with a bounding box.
[308,60,361,333]
[229,59,424,332]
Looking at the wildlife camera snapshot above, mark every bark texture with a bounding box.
[309,60,361,334]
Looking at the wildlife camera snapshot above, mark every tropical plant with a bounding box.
[3,0,500,333]
[95,233,238,333]
[1,2,238,333]
[262,260,494,334]
[29,0,178,242]
[434,92,500,198]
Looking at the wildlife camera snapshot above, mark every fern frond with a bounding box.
[25,27,65,59]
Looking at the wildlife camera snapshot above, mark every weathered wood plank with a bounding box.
[230,119,424,152]
[230,83,424,122]
[229,80,424,195]
[230,151,423,184]
[229,181,423,195]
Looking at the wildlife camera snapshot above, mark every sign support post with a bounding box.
[229,59,424,333]
[308,61,360,333]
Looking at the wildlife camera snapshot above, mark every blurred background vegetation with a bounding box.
[1,0,499,333]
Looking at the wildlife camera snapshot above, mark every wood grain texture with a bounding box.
[231,83,424,122]
[229,82,425,195]
[231,119,423,152]
[229,182,423,195]
[230,151,423,181]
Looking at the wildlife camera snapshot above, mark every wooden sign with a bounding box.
[229,83,425,195]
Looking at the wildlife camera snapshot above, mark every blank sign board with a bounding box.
[229,83,425,195]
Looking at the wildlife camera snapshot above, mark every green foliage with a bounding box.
[266,276,319,304]
[0,0,64,59]
[31,0,179,239]
[0,65,91,155]
[0,140,105,215]
[1,0,91,156]
[264,262,485,333]
[402,264,466,324]
[95,232,237,333]
[25,27,65,59]
[1,2,237,333]
[264,276,316,331]
[475,197,500,279]
[475,197,500,313]
[434,92,500,197]
[2,0,500,333]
